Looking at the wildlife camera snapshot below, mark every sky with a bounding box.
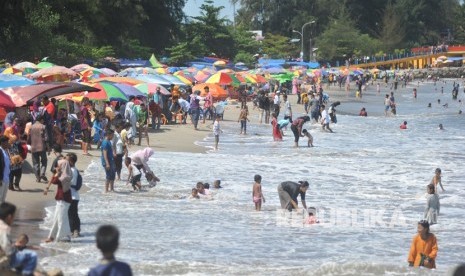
[183,0,237,21]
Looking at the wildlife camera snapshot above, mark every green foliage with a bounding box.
[234,51,256,67]
[262,34,297,59]
[166,42,195,65]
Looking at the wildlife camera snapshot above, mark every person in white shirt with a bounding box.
[178,98,190,124]
[112,123,126,181]
[320,104,333,133]
[273,92,281,117]
[67,153,81,238]
[283,94,292,121]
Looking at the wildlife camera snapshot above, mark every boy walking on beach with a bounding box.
[252,174,265,211]
[101,129,115,193]
[88,225,132,276]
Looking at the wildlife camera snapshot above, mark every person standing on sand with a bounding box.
[30,115,49,183]
[252,174,265,211]
[80,97,92,156]
[203,86,214,124]
[44,159,72,242]
[0,136,10,203]
[189,90,203,130]
[101,129,116,193]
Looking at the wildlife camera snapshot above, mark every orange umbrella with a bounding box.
[254,74,268,83]
[192,83,228,100]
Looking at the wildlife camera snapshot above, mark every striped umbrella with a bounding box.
[205,72,233,85]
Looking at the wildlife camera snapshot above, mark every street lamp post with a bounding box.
[292,20,315,61]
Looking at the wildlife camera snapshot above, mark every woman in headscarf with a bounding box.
[44,159,72,242]
[2,112,15,134]
[130,148,159,184]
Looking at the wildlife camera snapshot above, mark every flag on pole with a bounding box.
[149,54,164,68]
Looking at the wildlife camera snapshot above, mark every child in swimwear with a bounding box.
[252,174,265,211]
[304,211,320,225]
[430,168,445,193]
[302,129,313,147]
[400,121,407,129]
[189,188,200,199]
[125,157,142,191]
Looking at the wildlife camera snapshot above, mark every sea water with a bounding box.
[40,80,464,275]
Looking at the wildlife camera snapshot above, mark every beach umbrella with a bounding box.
[174,75,194,85]
[134,74,171,86]
[1,67,23,75]
[159,74,187,86]
[91,77,144,86]
[218,68,235,74]
[0,90,17,108]
[84,82,129,101]
[36,61,55,69]
[1,82,99,107]
[13,61,38,70]
[30,66,78,81]
[79,68,110,81]
[70,64,92,72]
[205,72,233,85]
[0,74,35,88]
[192,83,228,100]
[194,71,211,82]
[134,83,171,96]
[99,68,117,76]
[213,60,227,67]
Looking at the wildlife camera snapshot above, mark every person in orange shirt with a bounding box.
[408,220,438,269]
[42,96,56,120]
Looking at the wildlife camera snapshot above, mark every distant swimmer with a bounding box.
[189,188,200,199]
[427,103,432,108]
[400,121,407,129]
[413,88,417,99]
[408,220,438,269]
[430,168,445,193]
[277,181,309,212]
[442,103,448,108]
[437,99,441,104]
[438,124,444,130]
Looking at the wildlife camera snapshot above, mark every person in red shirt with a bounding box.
[400,121,407,129]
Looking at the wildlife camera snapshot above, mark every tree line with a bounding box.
[1,0,464,67]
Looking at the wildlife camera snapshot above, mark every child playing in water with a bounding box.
[302,129,313,147]
[252,174,265,211]
[125,157,142,191]
[430,168,445,193]
[304,211,320,225]
[189,188,200,199]
[400,121,408,129]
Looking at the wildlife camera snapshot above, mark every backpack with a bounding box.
[72,171,83,191]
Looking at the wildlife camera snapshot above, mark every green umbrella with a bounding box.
[37,61,55,69]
